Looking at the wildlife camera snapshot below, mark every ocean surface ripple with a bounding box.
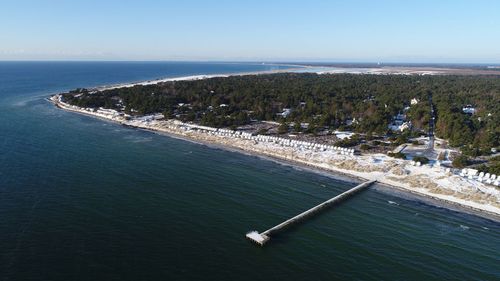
[0,62,498,281]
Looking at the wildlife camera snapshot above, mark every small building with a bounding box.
[462,105,475,115]
[346,118,358,126]
[388,112,410,132]
[277,108,292,118]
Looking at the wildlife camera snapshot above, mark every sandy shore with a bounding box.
[78,64,493,93]
[92,65,307,92]
[48,73,500,220]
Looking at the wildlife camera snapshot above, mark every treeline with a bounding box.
[63,73,499,152]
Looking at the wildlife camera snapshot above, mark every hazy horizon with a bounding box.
[1,60,499,67]
[1,0,500,63]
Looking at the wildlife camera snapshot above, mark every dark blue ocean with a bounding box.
[0,62,498,281]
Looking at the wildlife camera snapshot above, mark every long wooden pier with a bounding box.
[246,180,376,246]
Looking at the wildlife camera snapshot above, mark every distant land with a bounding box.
[270,62,500,75]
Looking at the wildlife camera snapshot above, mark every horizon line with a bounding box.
[0,59,499,66]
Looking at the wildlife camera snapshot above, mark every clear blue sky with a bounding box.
[1,0,499,63]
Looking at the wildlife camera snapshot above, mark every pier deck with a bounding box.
[246,180,376,246]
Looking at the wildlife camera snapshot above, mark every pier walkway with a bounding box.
[246,180,376,246]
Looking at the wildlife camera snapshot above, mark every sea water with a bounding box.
[0,62,498,280]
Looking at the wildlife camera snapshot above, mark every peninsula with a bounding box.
[50,67,500,217]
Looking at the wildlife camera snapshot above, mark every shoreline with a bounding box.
[48,73,500,221]
[70,62,500,94]
[91,65,308,92]
[133,124,367,185]
[373,183,500,223]
[56,103,500,222]
[151,125,500,222]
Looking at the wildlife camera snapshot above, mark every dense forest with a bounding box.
[63,73,499,154]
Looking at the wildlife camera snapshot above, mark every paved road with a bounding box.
[427,93,435,151]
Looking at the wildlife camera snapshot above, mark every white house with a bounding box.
[278,108,292,118]
[462,105,476,115]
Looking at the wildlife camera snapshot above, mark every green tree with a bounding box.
[278,122,289,134]
[452,155,469,168]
